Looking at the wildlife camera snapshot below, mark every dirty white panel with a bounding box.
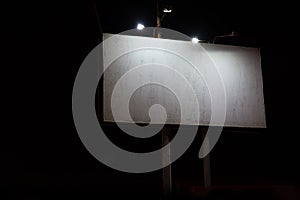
[102,34,266,128]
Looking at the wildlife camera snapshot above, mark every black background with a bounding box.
[3,0,300,199]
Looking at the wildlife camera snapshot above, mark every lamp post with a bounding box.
[213,31,239,43]
[156,0,161,28]
[155,0,172,38]
[155,1,173,198]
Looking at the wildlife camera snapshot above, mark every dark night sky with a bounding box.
[3,0,300,199]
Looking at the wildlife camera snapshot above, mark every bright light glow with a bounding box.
[137,24,145,30]
[163,8,172,13]
[192,37,200,44]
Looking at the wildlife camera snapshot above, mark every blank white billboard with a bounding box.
[103,34,266,128]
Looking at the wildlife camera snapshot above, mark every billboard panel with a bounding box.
[103,34,266,128]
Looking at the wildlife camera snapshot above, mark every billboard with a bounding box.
[103,33,266,128]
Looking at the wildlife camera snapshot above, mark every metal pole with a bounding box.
[201,127,211,189]
[156,1,171,198]
[162,126,172,199]
[156,0,161,38]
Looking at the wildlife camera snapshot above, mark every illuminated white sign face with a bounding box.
[103,34,266,128]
